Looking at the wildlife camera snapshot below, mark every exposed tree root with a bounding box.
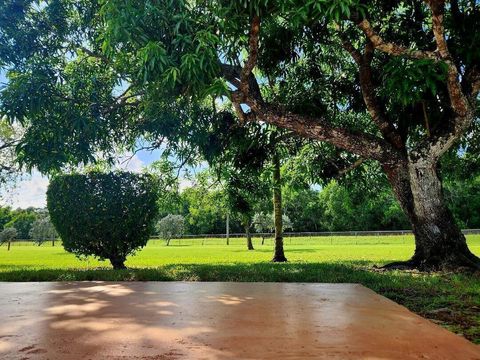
[380,253,480,273]
[379,260,417,271]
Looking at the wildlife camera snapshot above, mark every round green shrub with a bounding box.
[47,172,159,269]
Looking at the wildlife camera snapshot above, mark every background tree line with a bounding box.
[1,159,479,239]
[153,161,480,235]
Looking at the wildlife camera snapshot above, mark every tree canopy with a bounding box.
[1,0,479,269]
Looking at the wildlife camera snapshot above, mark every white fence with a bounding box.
[3,229,480,248]
[154,229,480,239]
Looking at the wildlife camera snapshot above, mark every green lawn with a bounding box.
[1,235,480,343]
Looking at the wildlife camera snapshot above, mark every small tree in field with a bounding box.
[29,215,58,246]
[156,215,185,246]
[0,227,17,251]
[282,215,293,232]
[47,172,159,269]
[254,213,293,245]
[253,213,273,245]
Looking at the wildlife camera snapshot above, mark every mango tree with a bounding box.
[1,1,479,270]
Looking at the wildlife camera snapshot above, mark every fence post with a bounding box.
[226,212,230,245]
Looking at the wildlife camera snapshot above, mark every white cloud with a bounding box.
[115,153,145,173]
[1,171,49,209]
[0,153,147,209]
[179,178,193,190]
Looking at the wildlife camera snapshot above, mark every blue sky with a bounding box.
[0,70,6,87]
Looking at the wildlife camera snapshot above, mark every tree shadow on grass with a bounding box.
[0,260,469,293]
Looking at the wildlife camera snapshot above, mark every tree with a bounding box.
[194,114,293,259]
[29,214,58,246]
[0,226,16,251]
[47,172,159,269]
[282,215,293,232]
[2,1,479,269]
[5,210,36,239]
[283,188,324,232]
[271,151,287,261]
[147,159,183,219]
[0,206,13,230]
[156,214,185,246]
[226,173,259,251]
[253,212,292,245]
[181,185,229,235]
[253,212,273,244]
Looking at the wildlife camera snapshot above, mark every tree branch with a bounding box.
[78,45,110,63]
[357,19,437,60]
[407,0,476,161]
[340,36,404,149]
[227,16,402,163]
[245,99,401,163]
[336,157,365,178]
[340,39,362,65]
[240,15,261,99]
[427,0,470,117]
[469,70,480,99]
[357,4,475,161]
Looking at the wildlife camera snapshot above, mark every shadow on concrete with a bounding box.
[1,281,479,359]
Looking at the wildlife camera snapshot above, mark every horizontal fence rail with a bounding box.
[152,229,480,239]
[3,229,480,247]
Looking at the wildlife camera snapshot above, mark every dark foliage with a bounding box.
[47,172,159,269]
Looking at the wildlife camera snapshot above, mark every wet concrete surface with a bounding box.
[0,282,479,359]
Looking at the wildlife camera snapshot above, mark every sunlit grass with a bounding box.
[1,234,478,270]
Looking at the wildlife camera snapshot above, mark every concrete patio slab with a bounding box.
[0,282,478,359]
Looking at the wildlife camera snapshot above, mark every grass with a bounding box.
[1,234,480,343]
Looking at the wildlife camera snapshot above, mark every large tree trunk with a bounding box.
[384,160,480,271]
[272,153,287,262]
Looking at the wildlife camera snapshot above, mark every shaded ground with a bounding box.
[1,282,479,359]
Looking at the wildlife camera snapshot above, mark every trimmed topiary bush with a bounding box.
[47,172,159,269]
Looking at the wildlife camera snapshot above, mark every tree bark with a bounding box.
[272,153,287,262]
[109,256,127,270]
[384,160,480,271]
[245,221,254,250]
